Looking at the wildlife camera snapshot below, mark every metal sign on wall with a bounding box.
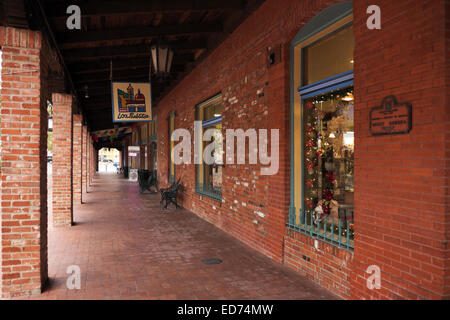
[111,82,153,123]
[370,95,412,135]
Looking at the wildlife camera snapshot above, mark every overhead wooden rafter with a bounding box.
[33,0,266,131]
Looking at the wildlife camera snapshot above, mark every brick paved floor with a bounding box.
[24,172,337,300]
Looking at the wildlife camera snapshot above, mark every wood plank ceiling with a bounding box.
[37,0,266,131]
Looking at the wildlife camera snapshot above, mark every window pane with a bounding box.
[203,99,222,120]
[169,113,175,181]
[303,88,354,242]
[203,123,223,192]
[303,24,354,85]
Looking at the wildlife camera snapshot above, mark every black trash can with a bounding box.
[138,169,151,193]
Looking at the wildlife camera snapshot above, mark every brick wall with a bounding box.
[156,0,350,294]
[51,93,73,227]
[0,26,47,298]
[72,114,82,204]
[87,133,90,189]
[350,0,449,300]
[445,0,450,299]
[155,0,449,299]
[81,124,87,200]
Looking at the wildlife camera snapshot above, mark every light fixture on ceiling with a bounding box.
[150,43,174,78]
[341,92,354,101]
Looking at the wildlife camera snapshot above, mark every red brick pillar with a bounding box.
[72,114,82,204]
[81,125,87,198]
[124,136,129,168]
[89,138,94,185]
[87,134,90,187]
[86,131,90,191]
[0,27,47,298]
[52,93,73,227]
[95,146,99,172]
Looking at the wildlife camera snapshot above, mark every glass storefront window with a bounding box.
[203,100,222,120]
[303,87,354,243]
[196,94,223,201]
[202,122,223,195]
[169,111,175,183]
[303,24,354,85]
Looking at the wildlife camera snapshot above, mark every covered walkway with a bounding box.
[29,173,336,300]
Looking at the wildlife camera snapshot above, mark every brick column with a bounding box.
[86,134,90,187]
[81,125,87,199]
[0,27,47,298]
[72,114,82,204]
[86,130,90,191]
[52,93,73,227]
[89,138,93,185]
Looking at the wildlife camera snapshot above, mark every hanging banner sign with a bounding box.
[111,82,152,123]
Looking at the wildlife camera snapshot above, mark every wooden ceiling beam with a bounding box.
[57,23,223,45]
[44,0,244,18]
[61,40,207,59]
[72,67,183,83]
[68,54,194,74]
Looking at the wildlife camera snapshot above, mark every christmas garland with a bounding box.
[303,100,335,223]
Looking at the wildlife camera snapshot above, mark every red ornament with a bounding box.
[323,189,333,201]
[306,101,314,109]
[325,172,335,183]
[322,205,330,215]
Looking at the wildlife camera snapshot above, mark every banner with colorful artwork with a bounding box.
[111,82,152,122]
[92,126,134,142]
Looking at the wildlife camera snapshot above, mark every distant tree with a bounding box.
[48,131,53,152]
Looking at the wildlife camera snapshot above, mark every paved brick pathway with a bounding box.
[23,173,337,300]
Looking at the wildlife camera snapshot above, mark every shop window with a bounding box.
[195,94,223,201]
[303,24,354,85]
[148,116,157,171]
[289,4,354,250]
[169,111,175,183]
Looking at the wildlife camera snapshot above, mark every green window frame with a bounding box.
[168,111,175,184]
[289,2,355,251]
[195,94,223,201]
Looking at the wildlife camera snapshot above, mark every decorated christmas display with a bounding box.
[302,88,355,242]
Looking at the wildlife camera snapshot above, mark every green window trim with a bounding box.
[195,94,223,202]
[289,2,355,251]
[169,111,175,184]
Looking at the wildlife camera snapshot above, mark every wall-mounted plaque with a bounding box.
[370,96,412,135]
